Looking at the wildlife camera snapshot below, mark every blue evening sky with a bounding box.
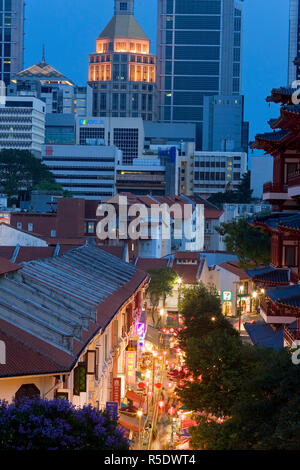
[24,0,289,142]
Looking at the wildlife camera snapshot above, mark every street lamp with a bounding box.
[137,409,143,450]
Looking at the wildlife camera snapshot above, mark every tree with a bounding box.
[215,218,271,269]
[0,149,56,203]
[0,398,129,450]
[188,346,300,450]
[208,171,253,207]
[147,267,179,327]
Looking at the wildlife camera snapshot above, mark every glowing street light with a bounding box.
[137,409,143,449]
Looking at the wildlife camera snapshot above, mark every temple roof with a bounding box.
[255,130,289,142]
[98,14,148,41]
[246,265,290,285]
[266,87,294,104]
[17,59,73,84]
[277,213,300,231]
[266,285,300,307]
[251,211,300,231]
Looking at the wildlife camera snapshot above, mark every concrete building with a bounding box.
[0,0,24,86]
[156,0,244,148]
[202,95,248,153]
[45,114,76,145]
[88,0,156,121]
[288,0,300,84]
[0,96,45,157]
[42,144,119,201]
[193,151,248,195]
[143,121,196,148]
[250,155,274,200]
[77,116,144,165]
[9,53,87,116]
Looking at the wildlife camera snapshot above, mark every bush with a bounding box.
[0,398,130,450]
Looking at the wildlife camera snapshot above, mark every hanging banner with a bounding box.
[112,377,121,406]
[125,350,136,385]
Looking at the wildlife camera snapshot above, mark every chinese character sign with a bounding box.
[112,378,121,406]
[125,350,136,385]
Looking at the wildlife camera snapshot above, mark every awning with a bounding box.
[119,412,146,432]
[126,390,145,405]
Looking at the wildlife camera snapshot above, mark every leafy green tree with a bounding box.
[147,267,179,327]
[0,149,56,202]
[216,218,271,269]
[208,171,253,207]
[34,181,72,198]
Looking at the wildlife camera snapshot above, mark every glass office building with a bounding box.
[288,0,300,84]
[0,0,24,86]
[157,0,243,148]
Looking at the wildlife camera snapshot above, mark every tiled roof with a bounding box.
[17,60,73,83]
[136,258,169,271]
[0,246,148,377]
[204,209,224,219]
[174,252,202,261]
[244,321,283,350]
[0,246,78,263]
[246,265,290,285]
[277,213,300,231]
[219,261,249,280]
[98,245,124,259]
[172,262,203,285]
[98,14,149,41]
[266,285,300,307]
[0,257,22,275]
[255,130,290,142]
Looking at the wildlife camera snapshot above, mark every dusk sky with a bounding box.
[24,0,289,142]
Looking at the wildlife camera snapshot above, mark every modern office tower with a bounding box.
[288,0,300,84]
[8,53,88,116]
[76,116,144,165]
[42,144,119,201]
[202,95,248,153]
[45,114,76,145]
[88,0,156,121]
[157,0,243,149]
[0,96,45,157]
[0,0,24,86]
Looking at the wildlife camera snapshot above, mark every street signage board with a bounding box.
[106,401,119,420]
[222,291,232,301]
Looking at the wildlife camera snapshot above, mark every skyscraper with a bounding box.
[88,0,156,121]
[288,0,300,84]
[156,0,243,148]
[0,0,24,86]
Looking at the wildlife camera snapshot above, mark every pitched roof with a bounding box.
[172,262,204,285]
[265,285,300,307]
[17,59,73,84]
[0,257,22,275]
[98,14,149,40]
[0,246,148,377]
[219,261,249,280]
[204,209,224,219]
[244,321,283,350]
[136,257,169,271]
[246,265,290,285]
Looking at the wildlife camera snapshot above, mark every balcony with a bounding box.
[260,299,297,324]
[288,171,300,198]
[284,325,300,347]
[263,182,289,202]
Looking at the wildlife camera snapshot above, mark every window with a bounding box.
[51,230,56,238]
[17,222,22,230]
[87,222,95,234]
[28,223,33,232]
[120,2,128,10]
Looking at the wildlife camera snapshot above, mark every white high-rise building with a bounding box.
[288,0,300,84]
[0,96,45,157]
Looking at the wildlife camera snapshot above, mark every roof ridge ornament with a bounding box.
[42,44,46,63]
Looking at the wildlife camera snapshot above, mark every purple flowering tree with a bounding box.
[0,398,130,450]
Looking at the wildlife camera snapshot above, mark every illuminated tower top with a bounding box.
[114,0,134,15]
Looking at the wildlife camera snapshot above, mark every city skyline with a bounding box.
[24,0,289,142]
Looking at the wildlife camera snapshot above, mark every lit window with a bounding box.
[88,222,95,234]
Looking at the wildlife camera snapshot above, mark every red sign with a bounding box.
[112,378,121,406]
[125,351,136,385]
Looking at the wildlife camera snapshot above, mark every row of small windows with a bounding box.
[165,61,219,75]
[0,1,12,12]
[46,166,116,171]
[166,31,220,45]
[165,76,219,91]
[55,175,115,180]
[165,92,205,105]
[194,172,241,181]
[170,15,221,30]
[163,106,203,120]
[167,46,220,61]
[167,0,221,15]
[195,161,226,168]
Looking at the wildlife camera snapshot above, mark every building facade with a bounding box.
[77,116,144,165]
[193,150,247,195]
[0,96,45,156]
[9,54,87,116]
[288,0,300,84]
[202,94,248,153]
[42,144,119,201]
[0,0,24,86]
[156,0,243,148]
[88,0,156,121]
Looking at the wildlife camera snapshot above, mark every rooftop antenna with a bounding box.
[42,44,46,62]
